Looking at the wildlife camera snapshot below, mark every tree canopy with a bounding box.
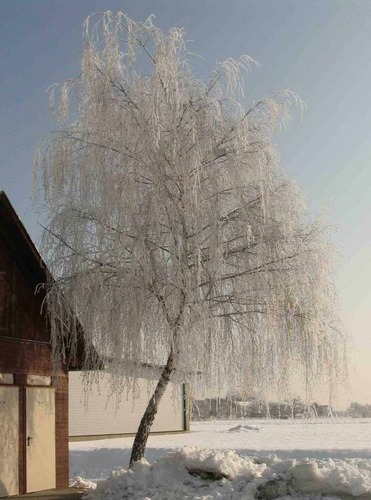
[35,11,346,410]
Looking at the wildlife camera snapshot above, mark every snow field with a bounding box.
[70,419,371,499]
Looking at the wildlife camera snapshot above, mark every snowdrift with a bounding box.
[79,446,371,499]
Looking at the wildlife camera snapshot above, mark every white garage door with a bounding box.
[69,372,184,438]
[26,387,56,493]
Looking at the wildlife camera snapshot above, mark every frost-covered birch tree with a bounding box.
[34,12,346,464]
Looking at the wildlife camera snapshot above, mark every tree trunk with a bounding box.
[129,349,177,466]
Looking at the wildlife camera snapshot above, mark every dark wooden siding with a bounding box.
[0,237,49,343]
[0,241,14,337]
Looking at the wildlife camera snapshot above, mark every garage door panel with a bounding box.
[69,373,184,437]
[26,387,56,493]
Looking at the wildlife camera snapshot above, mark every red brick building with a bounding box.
[0,191,76,497]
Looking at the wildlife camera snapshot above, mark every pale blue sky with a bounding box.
[1,0,370,406]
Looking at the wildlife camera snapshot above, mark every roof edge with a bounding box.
[0,190,47,273]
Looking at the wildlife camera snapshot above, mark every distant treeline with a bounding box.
[191,397,371,420]
[341,402,371,418]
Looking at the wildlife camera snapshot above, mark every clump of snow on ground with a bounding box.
[70,475,97,489]
[291,458,371,497]
[82,446,371,499]
[228,424,260,432]
[177,445,266,479]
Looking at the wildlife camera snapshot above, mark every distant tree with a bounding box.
[268,401,283,419]
[346,402,371,418]
[284,397,306,419]
[191,395,247,420]
[34,12,346,464]
[312,402,334,418]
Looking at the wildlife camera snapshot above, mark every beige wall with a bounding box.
[69,372,184,438]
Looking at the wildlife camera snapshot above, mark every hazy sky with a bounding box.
[1,0,370,408]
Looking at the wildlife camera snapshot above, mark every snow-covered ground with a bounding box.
[70,418,371,499]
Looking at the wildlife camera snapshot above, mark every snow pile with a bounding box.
[177,446,266,479]
[70,475,97,489]
[291,458,371,497]
[84,447,266,499]
[81,446,371,499]
[228,424,260,432]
